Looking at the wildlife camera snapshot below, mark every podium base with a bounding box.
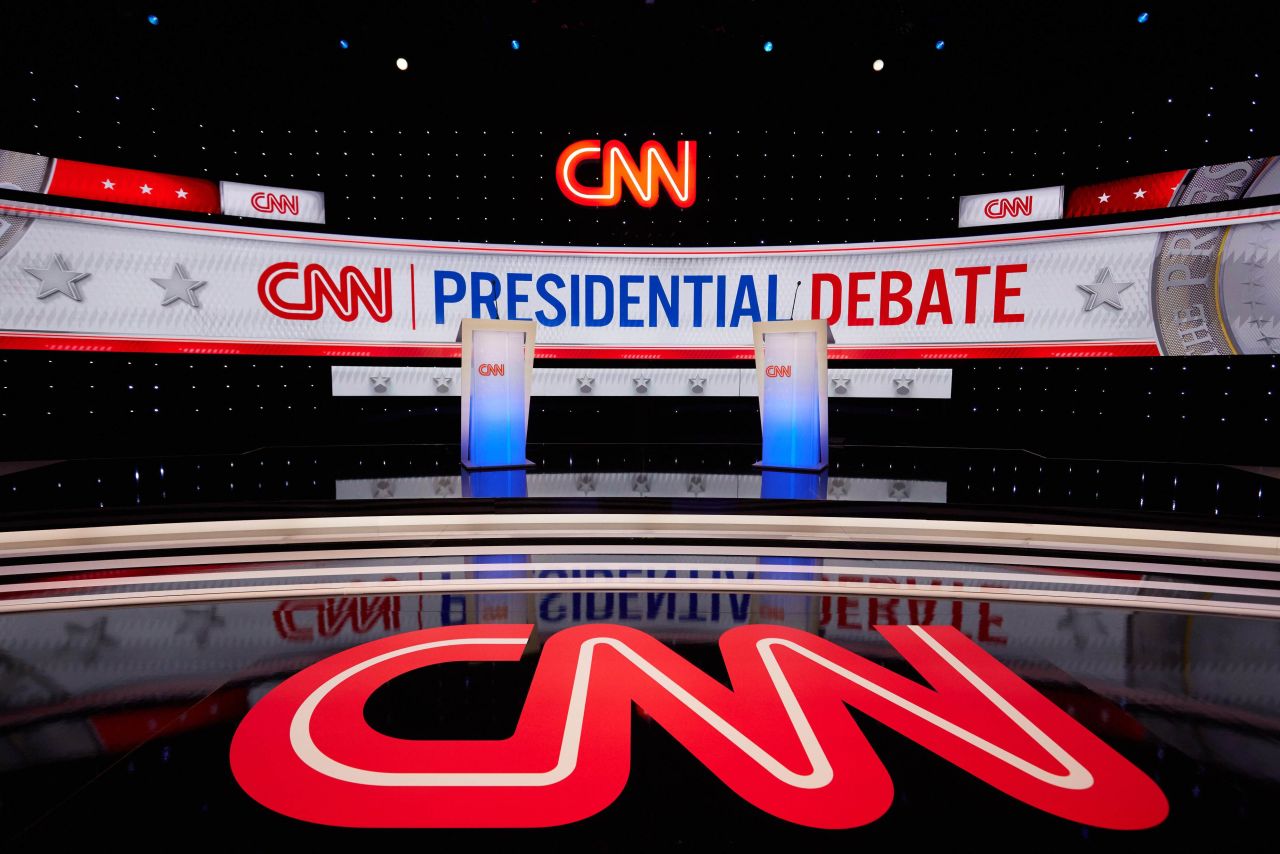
[753,460,828,473]
[461,458,535,471]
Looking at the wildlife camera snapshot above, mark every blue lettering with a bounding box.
[715,275,728,327]
[687,275,712,328]
[571,274,581,326]
[647,592,677,620]
[730,274,762,326]
[585,274,614,327]
[433,270,466,324]
[619,275,643,328]
[535,273,567,326]
[540,593,566,622]
[586,592,614,620]
[650,275,679,327]
[470,271,500,319]
[506,272,532,320]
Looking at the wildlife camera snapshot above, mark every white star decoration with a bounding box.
[101,178,115,190]
[1098,192,1110,203]
[175,188,188,199]
[140,184,153,195]
[1133,188,1147,199]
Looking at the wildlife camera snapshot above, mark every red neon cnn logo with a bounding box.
[477,363,505,377]
[556,139,696,208]
[983,195,1033,219]
[251,191,301,216]
[765,365,793,378]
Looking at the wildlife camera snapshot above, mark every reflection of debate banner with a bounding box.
[754,320,828,471]
[460,318,535,470]
[3,178,1280,359]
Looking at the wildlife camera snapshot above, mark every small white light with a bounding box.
[396,57,408,71]
[872,58,885,71]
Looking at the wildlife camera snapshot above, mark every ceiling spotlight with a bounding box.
[872,58,885,71]
[763,40,774,53]
[1137,11,1150,23]
[147,14,159,25]
[935,39,945,50]
[339,39,350,49]
[396,57,408,71]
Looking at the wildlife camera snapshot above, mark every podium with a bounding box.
[752,319,829,471]
[460,318,536,470]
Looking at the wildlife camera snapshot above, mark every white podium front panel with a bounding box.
[754,320,829,471]
[461,319,535,469]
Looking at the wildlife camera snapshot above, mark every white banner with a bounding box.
[1,195,1278,358]
[219,181,326,224]
[958,185,1063,229]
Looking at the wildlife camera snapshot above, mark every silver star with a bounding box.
[370,374,391,393]
[888,481,911,501]
[1077,267,1134,311]
[576,474,596,494]
[176,606,225,647]
[151,263,207,307]
[433,477,455,497]
[829,479,850,498]
[24,254,90,301]
[632,376,651,394]
[433,375,453,394]
[687,475,706,495]
[689,377,707,394]
[576,376,594,393]
[372,479,396,498]
[831,377,851,395]
[892,377,914,395]
[631,474,651,495]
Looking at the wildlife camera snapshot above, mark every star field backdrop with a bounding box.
[0,0,1278,464]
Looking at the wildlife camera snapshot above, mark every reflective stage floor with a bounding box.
[0,548,1277,845]
[0,443,1276,845]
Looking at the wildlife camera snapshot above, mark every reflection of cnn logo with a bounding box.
[258,262,393,322]
[251,192,301,216]
[983,195,1033,219]
[477,363,506,377]
[556,139,696,208]
[765,365,792,378]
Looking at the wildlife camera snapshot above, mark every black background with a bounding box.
[1,2,1279,465]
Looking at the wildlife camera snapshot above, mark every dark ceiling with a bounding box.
[1,0,1275,245]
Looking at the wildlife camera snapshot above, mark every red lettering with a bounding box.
[258,262,393,323]
[955,265,991,325]
[916,268,954,324]
[812,273,843,325]
[978,602,1008,645]
[879,271,913,325]
[994,263,1027,323]
[848,272,875,327]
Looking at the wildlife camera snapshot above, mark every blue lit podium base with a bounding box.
[752,460,828,474]
[460,458,534,472]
